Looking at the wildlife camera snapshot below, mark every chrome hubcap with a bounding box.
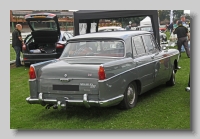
[172,70,175,84]
[127,86,135,105]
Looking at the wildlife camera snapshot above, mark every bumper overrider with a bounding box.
[26,93,124,108]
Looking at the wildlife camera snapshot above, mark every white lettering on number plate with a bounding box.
[80,83,96,88]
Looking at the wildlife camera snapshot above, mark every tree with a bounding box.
[185,13,191,21]
[158,10,170,22]
[158,10,185,24]
[173,10,184,20]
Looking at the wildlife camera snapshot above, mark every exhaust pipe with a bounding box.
[57,101,67,110]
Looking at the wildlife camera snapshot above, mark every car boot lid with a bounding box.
[25,13,60,38]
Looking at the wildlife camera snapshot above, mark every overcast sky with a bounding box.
[184,10,190,14]
[69,10,190,15]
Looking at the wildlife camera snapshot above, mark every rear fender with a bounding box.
[31,59,58,77]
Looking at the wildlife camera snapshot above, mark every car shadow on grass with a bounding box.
[137,84,168,103]
[36,105,122,122]
[30,84,177,123]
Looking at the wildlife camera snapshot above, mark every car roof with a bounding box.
[98,26,123,29]
[69,31,151,41]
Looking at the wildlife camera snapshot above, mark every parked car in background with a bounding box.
[98,26,125,32]
[136,25,167,43]
[159,25,167,32]
[26,31,179,110]
[66,30,74,36]
[22,13,73,66]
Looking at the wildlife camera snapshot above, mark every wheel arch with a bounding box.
[131,79,141,95]
[173,59,178,72]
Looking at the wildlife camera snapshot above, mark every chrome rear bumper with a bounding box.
[26,93,124,108]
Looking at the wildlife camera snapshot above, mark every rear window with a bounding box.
[60,40,125,58]
[29,20,57,31]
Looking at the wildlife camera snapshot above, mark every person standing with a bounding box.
[173,20,178,29]
[173,20,190,58]
[180,15,188,52]
[180,15,187,27]
[12,24,23,67]
[126,24,131,30]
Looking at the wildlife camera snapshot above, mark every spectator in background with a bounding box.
[173,20,190,58]
[180,15,189,52]
[126,24,131,30]
[166,23,170,31]
[173,20,178,29]
[12,24,23,67]
[180,15,187,27]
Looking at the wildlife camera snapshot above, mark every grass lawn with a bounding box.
[10,45,16,61]
[10,49,190,130]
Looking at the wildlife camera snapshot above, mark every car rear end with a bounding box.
[26,39,126,109]
[26,59,123,109]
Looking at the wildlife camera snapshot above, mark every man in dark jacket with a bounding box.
[12,24,23,67]
[173,20,190,58]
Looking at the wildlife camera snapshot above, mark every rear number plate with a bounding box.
[53,85,79,91]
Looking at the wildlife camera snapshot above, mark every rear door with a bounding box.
[132,35,154,89]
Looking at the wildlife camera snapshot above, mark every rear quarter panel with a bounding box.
[98,57,137,100]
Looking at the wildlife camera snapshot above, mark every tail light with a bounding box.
[56,43,64,49]
[98,66,106,80]
[29,66,36,79]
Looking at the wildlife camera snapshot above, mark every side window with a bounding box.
[68,33,73,38]
[133,36,146,55]
[143,35,154,52]
[150,35,157,50]
[131,38,137,56]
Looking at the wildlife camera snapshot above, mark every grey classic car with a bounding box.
[26,30,180,110]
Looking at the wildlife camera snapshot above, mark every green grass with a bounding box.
[10,45,23,61]
[10,45,16,61]
[165,30,171,40]
[10,50,190,130]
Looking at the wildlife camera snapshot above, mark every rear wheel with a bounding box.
[118,82,138,110]
[166,69,175,86]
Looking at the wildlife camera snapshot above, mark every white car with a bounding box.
[98,26,125,32]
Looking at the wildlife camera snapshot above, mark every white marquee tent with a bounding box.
[140,16,151,26]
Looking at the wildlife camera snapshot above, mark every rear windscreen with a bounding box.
[29,20,57,31]
[60,40,125,58]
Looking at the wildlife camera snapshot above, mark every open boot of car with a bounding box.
[26,31,58,54]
